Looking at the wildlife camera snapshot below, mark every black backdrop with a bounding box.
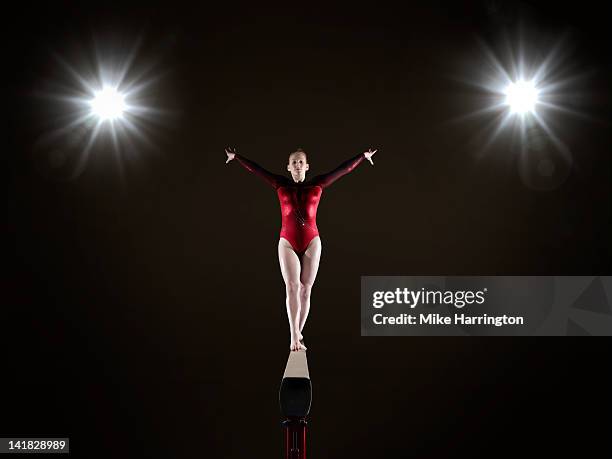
[3,1,611,458]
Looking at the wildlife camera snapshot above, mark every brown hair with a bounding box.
[289,148,308,162]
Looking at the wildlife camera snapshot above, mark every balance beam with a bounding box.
[279,346,311,418]
[279,345,311,459]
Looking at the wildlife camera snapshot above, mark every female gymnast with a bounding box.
[225,147,377,351]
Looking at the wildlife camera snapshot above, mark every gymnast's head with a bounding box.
[287,148,309,183]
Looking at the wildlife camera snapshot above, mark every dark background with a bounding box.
[3,1,611,458]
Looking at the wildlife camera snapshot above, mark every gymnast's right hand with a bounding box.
[225,147,236,163]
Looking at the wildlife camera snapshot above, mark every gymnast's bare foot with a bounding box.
[290,334,307,351]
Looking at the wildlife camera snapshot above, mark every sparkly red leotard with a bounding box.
[234,153,365,256]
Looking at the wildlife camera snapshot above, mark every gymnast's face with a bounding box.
[287,152,309,182]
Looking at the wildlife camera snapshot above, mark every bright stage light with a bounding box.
[451,32,591,161]
[90,86,126,121]
[449,31,595,190]
[504,80,539,114]
[35,36,173,179]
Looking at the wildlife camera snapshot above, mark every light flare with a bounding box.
[504,79,539,115]
[34,36,172,179]
[90,86,127,121]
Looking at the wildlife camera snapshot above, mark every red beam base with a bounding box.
[282,417,307,459]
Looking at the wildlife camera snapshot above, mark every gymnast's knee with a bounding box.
[299,283,313,299]
[285,281,301,296]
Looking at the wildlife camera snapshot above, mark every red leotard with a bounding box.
[234,153,365,256]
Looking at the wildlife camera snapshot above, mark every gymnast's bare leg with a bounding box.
[278,236,322,351]
[298,237,322,337]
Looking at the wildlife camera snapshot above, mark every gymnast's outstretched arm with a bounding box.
[311,148,377,189]
[225,147,287,189]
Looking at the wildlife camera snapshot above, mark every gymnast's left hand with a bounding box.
[364,148,378,165]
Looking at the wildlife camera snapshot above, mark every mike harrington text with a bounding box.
[373,313,525,327]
